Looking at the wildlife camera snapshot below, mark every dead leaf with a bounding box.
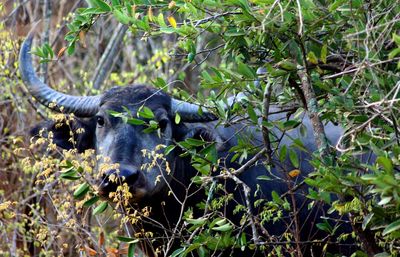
[288,169,301,178]
[106,247,119,254]
[57,46,67,59]
[84,245,97,256]
[79,31,87,48]
[99,231,105,247]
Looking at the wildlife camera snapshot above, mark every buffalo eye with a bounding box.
[158,118,169,133]
[96,116,105,127]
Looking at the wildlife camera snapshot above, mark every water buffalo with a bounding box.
[20,32,356,256]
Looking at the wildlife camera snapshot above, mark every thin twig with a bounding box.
[232,148,267,176]
[295,0,304,36]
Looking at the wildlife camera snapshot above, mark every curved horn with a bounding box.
[171,99,217,122]
[19,29,101,117]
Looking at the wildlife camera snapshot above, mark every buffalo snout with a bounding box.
[98,168,139,197]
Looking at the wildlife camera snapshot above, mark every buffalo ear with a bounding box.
[30,117,96,152]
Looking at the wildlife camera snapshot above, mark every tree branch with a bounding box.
[91,23,129,90]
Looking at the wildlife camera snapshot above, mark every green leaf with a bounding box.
[185,217,207,225]
[271,190,283,205]
[160,27,176,34]
[113,9,130,24]
[127,118,145,126]
[307,51,318,64]
[187,52,195,63]
[320,44,327,64]
[73,183,90,199]
[164,145,176,155]
[289,149,299,168]
[393,33,400,46]
[277,60,297,71]
[157,13,167,27]
[111,0,120,6]
[83,195,100,207]
[329,0,347,12]
[257,175,272,181]
[60,175,80,180]
[185,138,207,146]
[137,106,154,119]
[197,246,207,257]
[67,42,76,55]
[316,221,333,233]
[378,196,392,206]
[171,248,185,257]
[283,120,300,130]
[388,48,400,59]
[376,156,393,174]
[117,236,140,243]
[60,165,75,173]
[211,223,233,232]
[43,43,54,58]
[93,201,108,215]
[247,105,258,123]
[60,168,80,180]
[175,113,181,124]
[201,70,214,83]
[279,144,287,162]
[32,47,45,58]
[91,0,111,11]
[362,213,374,230]
[128,243,136,257]
[192,163,210,175]
[237,62,256,79]
[382,219,400,236]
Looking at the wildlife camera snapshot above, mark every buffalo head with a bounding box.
[20,32,217,202]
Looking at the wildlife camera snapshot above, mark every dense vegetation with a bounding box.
[1,0,400,256]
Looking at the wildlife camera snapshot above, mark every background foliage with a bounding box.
[1,0,400,256]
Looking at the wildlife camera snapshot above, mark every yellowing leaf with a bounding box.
[148,6,153,21]
[288,169,301,178]
[168,1,176,8]
[168,16,177,28]
[307,51,318,64]
[0,201,11,211]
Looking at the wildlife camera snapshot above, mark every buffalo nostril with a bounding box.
[98,173,118,196]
